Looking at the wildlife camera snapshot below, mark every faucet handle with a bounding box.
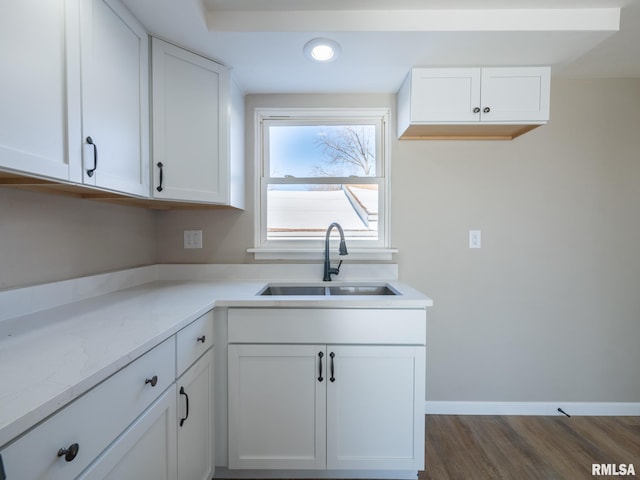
[327,260,343,279]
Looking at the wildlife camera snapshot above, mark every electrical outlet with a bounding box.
[469,230,481,249]
[184,230,203,249]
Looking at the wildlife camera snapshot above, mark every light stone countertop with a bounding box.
[0,265,432,448]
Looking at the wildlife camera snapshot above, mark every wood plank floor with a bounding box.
[423,415,640,480]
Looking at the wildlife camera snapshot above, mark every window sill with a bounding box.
[247,247,398,261]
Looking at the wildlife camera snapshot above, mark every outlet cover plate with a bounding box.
[184,230,203,249]
[469,230,481,249]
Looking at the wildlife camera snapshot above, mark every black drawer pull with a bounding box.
[57,443,79,462]
[156,162,164,192]
[179,386,190,427]
[318,351,324,382]
[329,352,335,382]
[197,335,206,343]
[145,375,158,387]
[86,137,98,177]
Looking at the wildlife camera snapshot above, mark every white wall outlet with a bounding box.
[184,230,203,249]
[469,230,481,249]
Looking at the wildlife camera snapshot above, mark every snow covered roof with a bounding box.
[267,186,378,236]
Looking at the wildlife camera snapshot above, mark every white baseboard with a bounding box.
[425,401,640,416]
[213,467,417,479]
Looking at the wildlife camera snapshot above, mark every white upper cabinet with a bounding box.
[80,0,149,196]
[152,38,238,205]
[406,68,481,123]
[2,2,244,207]
[0,0,149,196]
[479,67,550,122]
[0,0,81,182]
[397,66,551,140]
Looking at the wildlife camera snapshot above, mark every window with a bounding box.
[251,108,393,260]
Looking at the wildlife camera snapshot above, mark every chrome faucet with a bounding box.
[323,222,348,281]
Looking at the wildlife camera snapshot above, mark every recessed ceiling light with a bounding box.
[303,38,341,63]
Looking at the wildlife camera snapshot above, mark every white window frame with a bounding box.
[248,107,396,261]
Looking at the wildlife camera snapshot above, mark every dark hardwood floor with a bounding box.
[423,415,640,480]
[218,415,639,480]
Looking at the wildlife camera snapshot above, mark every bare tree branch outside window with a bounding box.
[313,126,375,177]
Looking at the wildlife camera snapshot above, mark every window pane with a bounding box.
[267,184,378,240]
[269,125,376,178]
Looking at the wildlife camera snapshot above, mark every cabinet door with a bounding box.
[410,68,481,122]
[76,385,178,480]
[177,349,214,480]
[326,345,425,470]
[151,38,230,203]
[228,344,326,469]
[80,0,149,196]
[0,0,81,181]
[480,67,551,122]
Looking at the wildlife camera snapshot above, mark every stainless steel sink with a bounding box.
[257,283,400,296]
[259,285,327,296]
[328,285,398,296]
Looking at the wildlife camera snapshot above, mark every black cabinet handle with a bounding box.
[318,351,324,382]
[483,107,491,114]
[145,375,158,387]
[86,136,98,177]
[156,162,164,192]
[473,107,480,113]
[57,443,79,462]
[329,352,335,383]
[179,386,190,427]
[197,335,206,343]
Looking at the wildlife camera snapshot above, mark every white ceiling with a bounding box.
[120,0,640,94]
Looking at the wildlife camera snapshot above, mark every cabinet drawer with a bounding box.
[228,308,426,345]
[177,310,214,377]
[1,337,175,480]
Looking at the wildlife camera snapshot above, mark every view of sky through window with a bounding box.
[269,125,376,180]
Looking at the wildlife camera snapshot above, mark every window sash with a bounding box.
[254,108,390,253]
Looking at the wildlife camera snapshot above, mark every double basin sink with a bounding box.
[258,283,400,296]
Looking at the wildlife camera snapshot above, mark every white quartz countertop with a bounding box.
[0,265,432,448]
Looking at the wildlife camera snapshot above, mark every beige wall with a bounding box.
[396,78,640,402]
[2,78,638,402]
[156,79,640,402]
[0,189,157,290]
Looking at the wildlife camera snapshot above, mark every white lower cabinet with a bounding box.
[76,385,178,480]
[0,311,215,480]
[177,349,214,480]
[228,343,425,472]
[228,344,326,470]
[326,345,425,471]
[0,338,175,480]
